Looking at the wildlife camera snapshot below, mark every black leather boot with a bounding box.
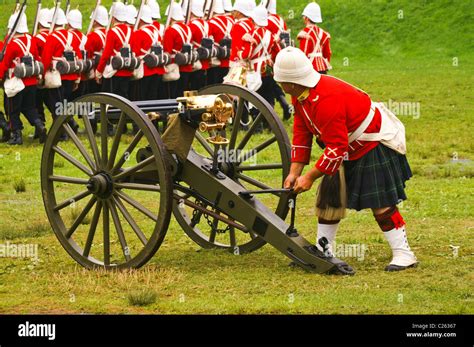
[34,120,47,144]
[8,130,23,145]
[0,112,11,143]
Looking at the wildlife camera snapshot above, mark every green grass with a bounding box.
[0,1,473,314]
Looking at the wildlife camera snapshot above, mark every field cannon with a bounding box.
[40,84,353,275]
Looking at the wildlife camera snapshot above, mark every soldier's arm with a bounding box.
[97,31,116,74]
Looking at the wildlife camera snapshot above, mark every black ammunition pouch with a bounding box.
[197,38,215,60]
[175,43,199,66]
[143,45,171,68]
[217,37,232,59]
[111,46,140,71]
[93,53,101,68]
[280,31,292,49]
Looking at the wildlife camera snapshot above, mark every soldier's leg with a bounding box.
[6,91,24,145]
[272,77,291,120]
[61,80,79,133]
[207,67,217,85]
[0,92,11,142]
[218,67,229,83]
[156,75,166,100]
[189,70,205,91]
[19,86,47,144]
[177,72,191,97]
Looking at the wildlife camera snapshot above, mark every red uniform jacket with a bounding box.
[33,30,49,57]
[298,25,331,73]
[85,27,106,59]
[230,17,254,63]
[42,28,82,81]
[163,22,193,73]
[189,18,210,70]
[70,28,87,81]
[97,23,134,77]
[0,34,40,87]
[291,75,381,175]
[208,14,234,68]
[131,24,165,76]
[267,14,287,36]
[239,26,279,74]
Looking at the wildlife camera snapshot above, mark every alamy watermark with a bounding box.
[55,101,95,117]
[324,242,368,261]
[0,241,38,260]
[382,99,421,119]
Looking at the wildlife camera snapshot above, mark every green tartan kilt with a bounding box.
[343,144,412,211]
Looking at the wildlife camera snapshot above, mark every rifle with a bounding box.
[87,0,101,35]
[49,0,61,34]
[185,0,192,24]
[134,0,146,31]
[3,0,21,45]
[32,0,42,36]
[206,0,214,20]
[164,0,174,28]
[0,0,28,62]
[65,0,70,15]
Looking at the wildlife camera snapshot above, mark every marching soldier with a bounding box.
[42,7,82,136]
[33,8,53,133]
[67,9,88,101]
[163,2,194,98]
[208,0,234,84]
[230,0,255,63]
[275,47,417,272]
[0,12,47,145]
[298,2,331,74]
[265,0,292,120]
[85,5,108,94]
[125,3,140,103]
[96,2,134,99]
[188,0,210,90]
[131,4,165,100]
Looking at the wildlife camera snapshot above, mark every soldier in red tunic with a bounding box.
[96,2,134,98]
[188,0,210,90]
[229,0,255,64]
[33,8,53,136]
[208,0,235,84]
[131,4,166,100]
[67,9,88,101]
[85,5,108,94]
[274,47,418,272]
[163,2,194,98]
[298,2,331,74]
[42,7,82,137]
[0,12,46,145]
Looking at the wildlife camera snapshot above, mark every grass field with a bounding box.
[0,0,473,314]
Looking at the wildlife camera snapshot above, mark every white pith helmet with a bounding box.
[274,47,321,88]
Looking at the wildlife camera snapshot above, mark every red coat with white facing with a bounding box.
[96,23,134,77]
[85,27,106,60]
[42,28,83,81]
[297,24,331,72]
[163,22,193,73]
[230,17,254,63]
[189,18,210,70]
[0,34,40,87]
[33,30,49,57]
[208,14,234,68]
[239,26,280,74]
[291,75,382,176]
[266,13,287,36]
[131,24,165,76]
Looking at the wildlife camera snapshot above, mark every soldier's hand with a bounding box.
[293,174,315,194]
[72,82,79,92]
[284,174,299,189]
[96,77,102,85]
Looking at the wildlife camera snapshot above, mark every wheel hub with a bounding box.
[87,172,114,199]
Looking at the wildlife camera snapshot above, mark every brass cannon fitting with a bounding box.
[177,92,234,145]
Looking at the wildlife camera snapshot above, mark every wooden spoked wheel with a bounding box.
[41,93,173,269]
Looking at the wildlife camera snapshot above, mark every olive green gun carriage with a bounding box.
[40,84,353,275]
